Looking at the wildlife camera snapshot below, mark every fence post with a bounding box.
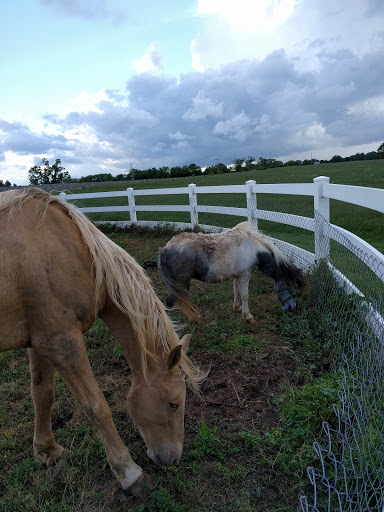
[127,188,137,223]
[246,180,258,229]
[59,191,67,202]
[188,183,199,229]
[313,176,330,262]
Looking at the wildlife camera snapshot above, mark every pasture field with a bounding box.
[0,226,349,512]
[66,160,384,254]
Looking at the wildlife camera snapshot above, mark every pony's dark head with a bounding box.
[274,280,297,312]
[275,261,305,312]
[257,251,305,312]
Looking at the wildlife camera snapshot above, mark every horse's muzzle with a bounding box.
[147,445,181,466]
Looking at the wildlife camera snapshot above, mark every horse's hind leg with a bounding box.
[233,278,242,312]
[28,348,64,466]
[33,329,150,495]
[235,272,255,324]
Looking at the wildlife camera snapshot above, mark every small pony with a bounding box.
[0,188,205,495]
[158,221,305,323]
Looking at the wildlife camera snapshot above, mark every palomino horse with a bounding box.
[158,221,305,323]
[0,188,204,495]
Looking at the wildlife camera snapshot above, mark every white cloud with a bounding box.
[191,0,384,73]
[196,0,299,32]
[63,90,110,115]
[132,44,163,74]
[171,140,189,149]
[213,112,252,142]
[169,131,193,140]
[348,95,384,117]
[0,151,36,184]
[183,90,223,120]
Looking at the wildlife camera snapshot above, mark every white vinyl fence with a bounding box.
[59,176,384,295]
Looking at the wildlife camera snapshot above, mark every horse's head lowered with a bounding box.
[274,280,297,312]
[126,334,191,466]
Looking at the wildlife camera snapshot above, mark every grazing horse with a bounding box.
[158,221,305,323]
[0,188,204,495]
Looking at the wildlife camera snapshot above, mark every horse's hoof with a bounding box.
[34,443,65,467]
[125,473,154,496]
[242,313,256,324]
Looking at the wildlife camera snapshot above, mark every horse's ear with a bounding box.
[168,345,182,369]
[180,334,190,352]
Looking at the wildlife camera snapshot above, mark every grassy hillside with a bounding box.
[67,160,384,253]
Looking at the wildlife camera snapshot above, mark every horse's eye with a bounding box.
[169,403,179,409]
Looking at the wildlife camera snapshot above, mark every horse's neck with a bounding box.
[99,304,144,376]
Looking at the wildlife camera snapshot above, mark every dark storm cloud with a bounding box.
[100,48,383,166]
[0,120,72,158]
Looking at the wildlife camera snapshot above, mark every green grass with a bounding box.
[239,373,341,477]
[0,227,380,512]
[64,160,384,254]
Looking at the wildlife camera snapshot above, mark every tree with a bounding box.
[216,162,228,174]
[188,163,202,176]
[330,155,343,163]
[285,160,302,166]
[28,158,71,185]
[377,142,384,159]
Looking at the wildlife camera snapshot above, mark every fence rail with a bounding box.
[59,176,384,288]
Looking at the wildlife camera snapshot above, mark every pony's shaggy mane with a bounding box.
[0,188,204,392]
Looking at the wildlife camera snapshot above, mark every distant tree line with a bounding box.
[18,141,384,186]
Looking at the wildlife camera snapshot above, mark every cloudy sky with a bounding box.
[1,0,383,184]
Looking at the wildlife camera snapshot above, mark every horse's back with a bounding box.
[0,193,96,352]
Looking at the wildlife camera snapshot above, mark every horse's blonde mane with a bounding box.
[0,188,204,392]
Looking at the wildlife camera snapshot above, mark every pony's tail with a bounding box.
[158,249,201,323]
[267,241,306,289]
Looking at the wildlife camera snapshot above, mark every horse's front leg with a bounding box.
[236,272,255,324]
[28,348,64,466]
[33,329,151,495]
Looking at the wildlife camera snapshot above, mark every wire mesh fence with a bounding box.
[296,215,384,512]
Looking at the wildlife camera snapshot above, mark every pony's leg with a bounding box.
[233,278,242,312]
[237,272,255,323]
[28,348,64,466]
[34,330,150,495]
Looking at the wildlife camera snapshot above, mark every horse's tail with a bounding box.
[158,248,201,323]
[264,238,306,289]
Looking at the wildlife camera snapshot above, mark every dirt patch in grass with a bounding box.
[187,345,297,427]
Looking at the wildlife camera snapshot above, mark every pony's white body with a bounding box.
[159,222,305,323]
